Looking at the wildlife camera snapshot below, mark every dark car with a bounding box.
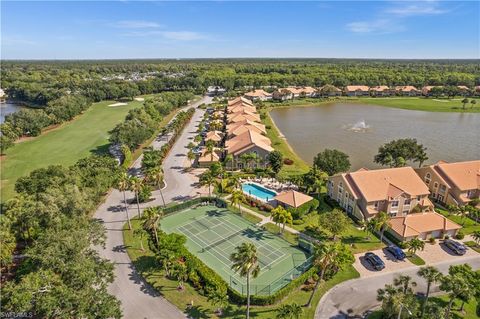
[387,245,406,261]
[444,239,467,255]
[364,252,385,270]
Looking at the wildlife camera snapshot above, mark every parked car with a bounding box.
[444,239,467,255]
[192,147,203,154]
[386,245,406,261]
[364,252,385,270]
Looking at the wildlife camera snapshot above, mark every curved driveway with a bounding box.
[315,255,480,319]
[94,96,212,319]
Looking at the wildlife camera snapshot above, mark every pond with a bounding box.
[269,103,480,170]
[0,102,24,123]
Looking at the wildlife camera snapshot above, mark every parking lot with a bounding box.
[353,248,415,277]
[416,239,479,264]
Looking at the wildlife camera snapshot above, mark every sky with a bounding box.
[1,1,479,59]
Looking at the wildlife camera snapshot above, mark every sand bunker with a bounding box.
[134,97,145,102]
[108,102,128,107]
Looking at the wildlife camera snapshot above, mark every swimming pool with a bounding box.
[242,183,277,202]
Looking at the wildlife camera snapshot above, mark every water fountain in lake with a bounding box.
[345,120,370,132]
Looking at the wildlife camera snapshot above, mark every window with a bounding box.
[416,196,421,201]
[391,201,399,207]
[434,182,438,189]
[389,212,397,217]
[440,185,446,192]
[404,199,411,205]
[374,201,379,209]
[425,173,431,185]
[403,210,409,215]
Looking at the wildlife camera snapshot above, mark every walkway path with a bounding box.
[94,96,212,319]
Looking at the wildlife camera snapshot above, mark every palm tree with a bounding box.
[117,172,132,230]
[271,206,292,234]
[461,98,469,109]
[129,176,143,219]
[133,228,147,252]
[239,153,250,170]
[394,275,417,294]
[187,149,196,164]
[472,230,480,246]
[418,266,443,318]
[376,284,404,318]
[206,288,228,316]
[276,303,303,319]
[405,238,425,256]
[205,140,216,162]
[440,275,471,319]
[147,168,166,207]
[224,153,234,171]
[142,206,163,244]
[230,189,245,215]
[172,262,188,290]
[230,242,261,319]
[306,242,354,307]
[199,170,215,197]
[373,211,391,242]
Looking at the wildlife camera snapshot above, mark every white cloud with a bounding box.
[386,1,448,17]
[112,20,162,28]
[121,30,207,41]
[346,19,406,34]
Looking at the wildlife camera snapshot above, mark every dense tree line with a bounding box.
[109,91,194,150]
[0,155,122,318]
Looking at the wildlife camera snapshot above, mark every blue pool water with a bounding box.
[242,183,277,202]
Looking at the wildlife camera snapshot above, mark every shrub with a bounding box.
[455,230,465,240]
[290,198,319,219]
[293,219,304,225]
[429,237,436,244]
[265,125,271,129]
[283,158,294,165]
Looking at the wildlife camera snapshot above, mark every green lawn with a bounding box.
[406,254,426,266]
[436,208,480,235]
[124,217,360,319]
[1,99,146,200]
[357,97,480,113]
[261,109,310,179]
[262,222,299,245]
[465,241,480,253]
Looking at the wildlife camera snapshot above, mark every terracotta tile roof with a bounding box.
[422,86,442,94]
[225,130,273,155]
[389,212,461,238]
[228,96,253,106]
[228,104,257,114]
[274,190,314,208]
[395,86,419,92]
[370,86,390,92]
[347,167,430,202]
[228,112,261,123]
[229,124,266,137]
[244,89,272,98]
[345,85,370,92]
[198,149,221,163]
[205,130,223,142]
[227,119,266,134]
[320,85,342,92]
[436,160,480,191]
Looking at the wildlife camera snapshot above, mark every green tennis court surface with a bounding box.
[161,205,312,295]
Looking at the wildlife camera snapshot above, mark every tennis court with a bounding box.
[161,205,312,296]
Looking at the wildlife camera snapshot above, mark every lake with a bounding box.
[270,103,480,170]
[0,102,24,123]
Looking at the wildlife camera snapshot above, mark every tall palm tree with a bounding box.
[394,275,417,294]
[230,242,261,319]
[205,140,216,162]
[117,172,132,230]
[142,206,163,244]
[224,154,234,171]
[230,189,245,215]
[440,275,471,319]
[147,167,166,207]
[418,266,443,318]
[373,211,391,242]
[187,149,196,164]
[199,170,215,197]
[271,206,292,234]
[129,176,144,219]
[306,242,354,307]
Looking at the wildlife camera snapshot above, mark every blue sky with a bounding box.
[1,1,479,59]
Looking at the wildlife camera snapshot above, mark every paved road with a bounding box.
[94,96,212,319]
[315,255,480,319]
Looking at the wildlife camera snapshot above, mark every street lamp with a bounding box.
[398,302,413,319]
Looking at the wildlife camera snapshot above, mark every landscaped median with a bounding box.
[123,197,360,318]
